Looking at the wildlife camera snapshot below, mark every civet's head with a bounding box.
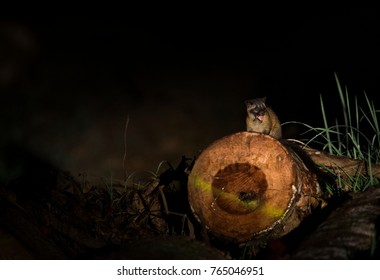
[245,97,267,122]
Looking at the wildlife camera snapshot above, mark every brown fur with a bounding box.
[245,97,282,139]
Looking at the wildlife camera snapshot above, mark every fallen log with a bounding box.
[188,132,322,243]
[302,145,380,179]
[291,185,380,259]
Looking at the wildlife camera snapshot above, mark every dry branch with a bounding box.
[0,166,166,259]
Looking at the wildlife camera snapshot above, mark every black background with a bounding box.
[1,9,379,177]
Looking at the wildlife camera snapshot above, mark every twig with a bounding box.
[123,115,130,181]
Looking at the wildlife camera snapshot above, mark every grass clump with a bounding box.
[289,73,380,194]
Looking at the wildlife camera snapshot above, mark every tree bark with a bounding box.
[188,132,322,243]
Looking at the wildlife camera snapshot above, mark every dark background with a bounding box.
[1,9,379,179]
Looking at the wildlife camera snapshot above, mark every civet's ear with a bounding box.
[244,99,253,106]
[260,97,267,103]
